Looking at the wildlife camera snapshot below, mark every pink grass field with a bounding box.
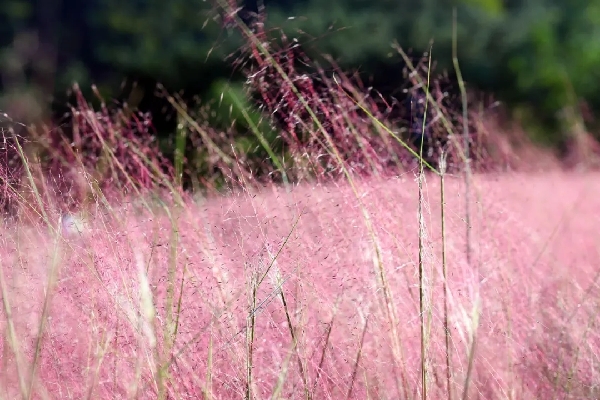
[1,171,599,399]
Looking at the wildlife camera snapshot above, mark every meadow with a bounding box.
[1,5,600,399]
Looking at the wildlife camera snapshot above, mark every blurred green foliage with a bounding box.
[267,0,600,140]
[1,0,600,146]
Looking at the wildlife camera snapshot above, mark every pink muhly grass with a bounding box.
[1,171,599,399]
[1,5,600,398]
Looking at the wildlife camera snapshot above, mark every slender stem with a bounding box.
[452,8,471,266]
[440,153,452,400]
[418,46,433,400]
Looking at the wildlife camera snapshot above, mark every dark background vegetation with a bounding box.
[1,0,600,161]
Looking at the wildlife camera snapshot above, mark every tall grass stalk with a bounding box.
[417,47,433,400]
[452,8,472,266]
[439,151,452,400]
[246,270,258,400]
